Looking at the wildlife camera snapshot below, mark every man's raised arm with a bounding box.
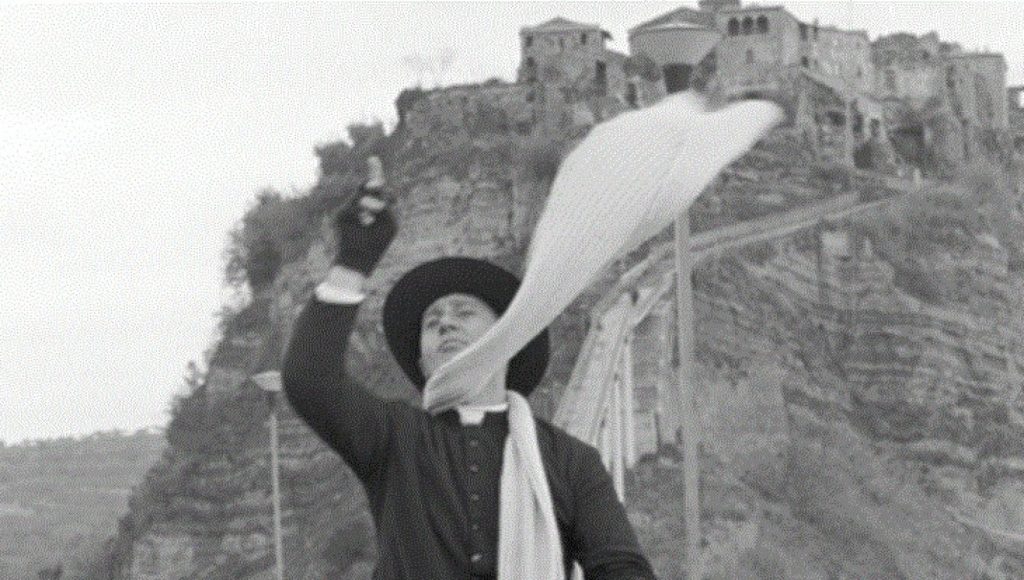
[281,171,397,483]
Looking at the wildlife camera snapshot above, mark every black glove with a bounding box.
[331,186,396,276]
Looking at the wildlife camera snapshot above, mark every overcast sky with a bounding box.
[1,1,1022,444]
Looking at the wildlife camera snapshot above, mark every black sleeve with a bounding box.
[568,445,657,580]
[281,297,391,483]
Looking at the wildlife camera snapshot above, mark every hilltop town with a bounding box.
[28,3,1024,579]
[404,0,1024,178]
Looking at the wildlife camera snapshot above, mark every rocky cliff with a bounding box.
[86,81,1024,579]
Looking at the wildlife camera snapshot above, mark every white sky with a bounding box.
[1,1,1022,444]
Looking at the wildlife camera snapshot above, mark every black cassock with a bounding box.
[283,297,656,580]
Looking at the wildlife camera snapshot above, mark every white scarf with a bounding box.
[423,93,782,578]
[426,385,565,580]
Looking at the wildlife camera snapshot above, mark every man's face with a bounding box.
[419,293,498,379]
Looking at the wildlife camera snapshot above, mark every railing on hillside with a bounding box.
[552,187,909,499]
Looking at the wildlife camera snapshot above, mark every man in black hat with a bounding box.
[282,163,655,580]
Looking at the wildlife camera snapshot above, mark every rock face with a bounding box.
[91,83,1024,579]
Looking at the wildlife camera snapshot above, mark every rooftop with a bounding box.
[629,6,715,35]
[523,17,604,34]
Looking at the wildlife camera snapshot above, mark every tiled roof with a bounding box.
[629,7,715,35]
[525,17,602,32]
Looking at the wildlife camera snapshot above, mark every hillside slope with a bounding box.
[87,84,1024,579]
[0,430,164,579]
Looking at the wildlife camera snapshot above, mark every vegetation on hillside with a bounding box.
[0,430,165,579]
[851,159,1024,303]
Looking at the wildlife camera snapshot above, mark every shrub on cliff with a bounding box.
[224,189,335,292]
[852,184,989,303]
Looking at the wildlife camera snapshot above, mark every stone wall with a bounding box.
[1010,86,1024,152]
[402,82,537,141]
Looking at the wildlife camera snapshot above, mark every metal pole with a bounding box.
[610,369,624,501]
[622,334,637,469]
[269,396,285,580]
[674,212,702,579]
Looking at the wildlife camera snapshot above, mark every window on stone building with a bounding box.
[813,25,819,40]
[801,56,809,68]
[581,32,587,45]
[626,82,638,108]
[559,37,565,50]
[524,57,537,83]
[757,15,768,33]
[799,22,808,40]
[742,16,753,34]
[746,49,755,64]
[728,18,739,36]
[596,61,607,96]
[885,69,897,92]
[525,35,533,48]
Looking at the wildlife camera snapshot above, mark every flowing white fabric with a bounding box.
[423,93,783,410]
[421,92,783,578]
[496,391,565,580]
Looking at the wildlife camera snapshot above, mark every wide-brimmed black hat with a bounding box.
[382,257,549,396]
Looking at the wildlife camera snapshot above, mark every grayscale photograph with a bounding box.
[2,1,1023,578]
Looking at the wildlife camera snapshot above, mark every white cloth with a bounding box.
[421,92,782,580]
[422,93,782,410]
[315,266,366,304]
[497,391,564,580]
[456,402,508,426]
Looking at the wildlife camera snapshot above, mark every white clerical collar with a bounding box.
[456,402,509,426]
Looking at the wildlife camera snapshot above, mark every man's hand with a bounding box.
[327,156,397,276]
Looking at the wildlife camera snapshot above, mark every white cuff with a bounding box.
[314,266,366,304]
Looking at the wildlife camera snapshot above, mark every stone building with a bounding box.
[517,17,630,131]
[871,32,1009,166]
[872,32,948,107]
[626,2,882,166]
[707,5,873,100]
[1010,86,1024,152]
[627,7,719,94]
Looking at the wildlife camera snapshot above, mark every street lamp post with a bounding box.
[674,212,702,578]
[252,370,286,580]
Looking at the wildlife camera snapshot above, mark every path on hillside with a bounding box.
[554,184,908,443]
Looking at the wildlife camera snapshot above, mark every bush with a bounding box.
[223,189,330,291]
[623,52,661,82]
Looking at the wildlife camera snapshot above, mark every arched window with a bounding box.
[728,18,739,36]
[525,35,533,48]
[742,16,753,35]
[746,48,755,64]
[756,15,768,33]
[799,23,808,40]
[801,56,809,68]
[884,69,897,92]
[581,32,588,45]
